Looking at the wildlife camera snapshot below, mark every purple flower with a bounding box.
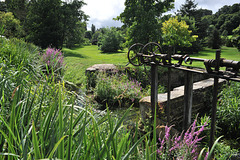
[205,152,209,160]
[165,126,171,141]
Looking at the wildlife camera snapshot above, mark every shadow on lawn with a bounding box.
[100,50,126,54]
[63,50,87,58]
[191,49,216,57]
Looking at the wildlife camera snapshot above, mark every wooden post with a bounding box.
[167,68,171,124]
[167,46,172,124]
[151,63,158,119]
[210,50,221,150]
[183,71,193,130]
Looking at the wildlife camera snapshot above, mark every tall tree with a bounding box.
[91,24,96,35]
[0,2,7,12]
[5,0,28,22]
[213,3,240,35]
[25,0,88,49]
[26,0,63,48]
[177,0,197,17]
[62,0,88,48]
[208,27,222,49]
[162,17,197,53]
[116,0,174,47]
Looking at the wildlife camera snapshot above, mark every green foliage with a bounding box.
[198,136,223,160]
[99,27,124,53]
[0,37,148,159]
[26,0,63,49]
[0,11,24,38]
[0,2,7,12]
[177,0,197,17]
[5,0,28,22]
[213,4,240,35]
[207,27,222,49]
[0,37,38,70]
[162,17,198,53]
[94,73,143,108]
[62,0,88,48]
[40,47,65,77]
[0,78,145,159]
[217,82,240,140]
[213,142,238,159]
[232,25,240,51]
[117,0,174,47]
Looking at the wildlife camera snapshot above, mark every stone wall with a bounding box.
[158,68,210,89]
[139,78,226,131]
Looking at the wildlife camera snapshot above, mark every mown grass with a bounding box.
[184,46,240,68]
[63,45,128,86]
[63,45,240,85]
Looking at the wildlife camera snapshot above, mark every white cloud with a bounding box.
[196,0,240,13]
[82,0,125,29]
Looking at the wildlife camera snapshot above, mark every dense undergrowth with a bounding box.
[0,37,239,159]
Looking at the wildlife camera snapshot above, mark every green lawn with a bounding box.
[63,45,240,86]
[184,46,240,68]
[63,45,128,86]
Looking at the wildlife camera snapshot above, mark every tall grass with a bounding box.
[0,78,149,159]
[0,37,224,159]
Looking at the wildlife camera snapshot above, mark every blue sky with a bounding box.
[82,0,240,30]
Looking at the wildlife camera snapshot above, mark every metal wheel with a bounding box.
[127,43,144,66]
[142,42,163,64]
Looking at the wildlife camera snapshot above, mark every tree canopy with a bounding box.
[162,17,197,53]
[25,0,88,49]
[117,0,174,47]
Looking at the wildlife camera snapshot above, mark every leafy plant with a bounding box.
[40,47,65,77]
[157,118,208,159]
[217,81,240,140]
[94,73,143,108]
[0,79,148,159]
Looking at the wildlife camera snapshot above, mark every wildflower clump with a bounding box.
[40,47,64,75]
[157,119,208,159]
[94,73,143,108]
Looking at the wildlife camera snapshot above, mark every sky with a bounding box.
[82,0,240,30]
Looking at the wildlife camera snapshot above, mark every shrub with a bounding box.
[94,73,143,108]
[232,25,240,51]
[0,11,24,38]
[217,82,240,140]
[98,27,124,53]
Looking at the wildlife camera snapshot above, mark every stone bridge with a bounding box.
[139,78,225,131]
